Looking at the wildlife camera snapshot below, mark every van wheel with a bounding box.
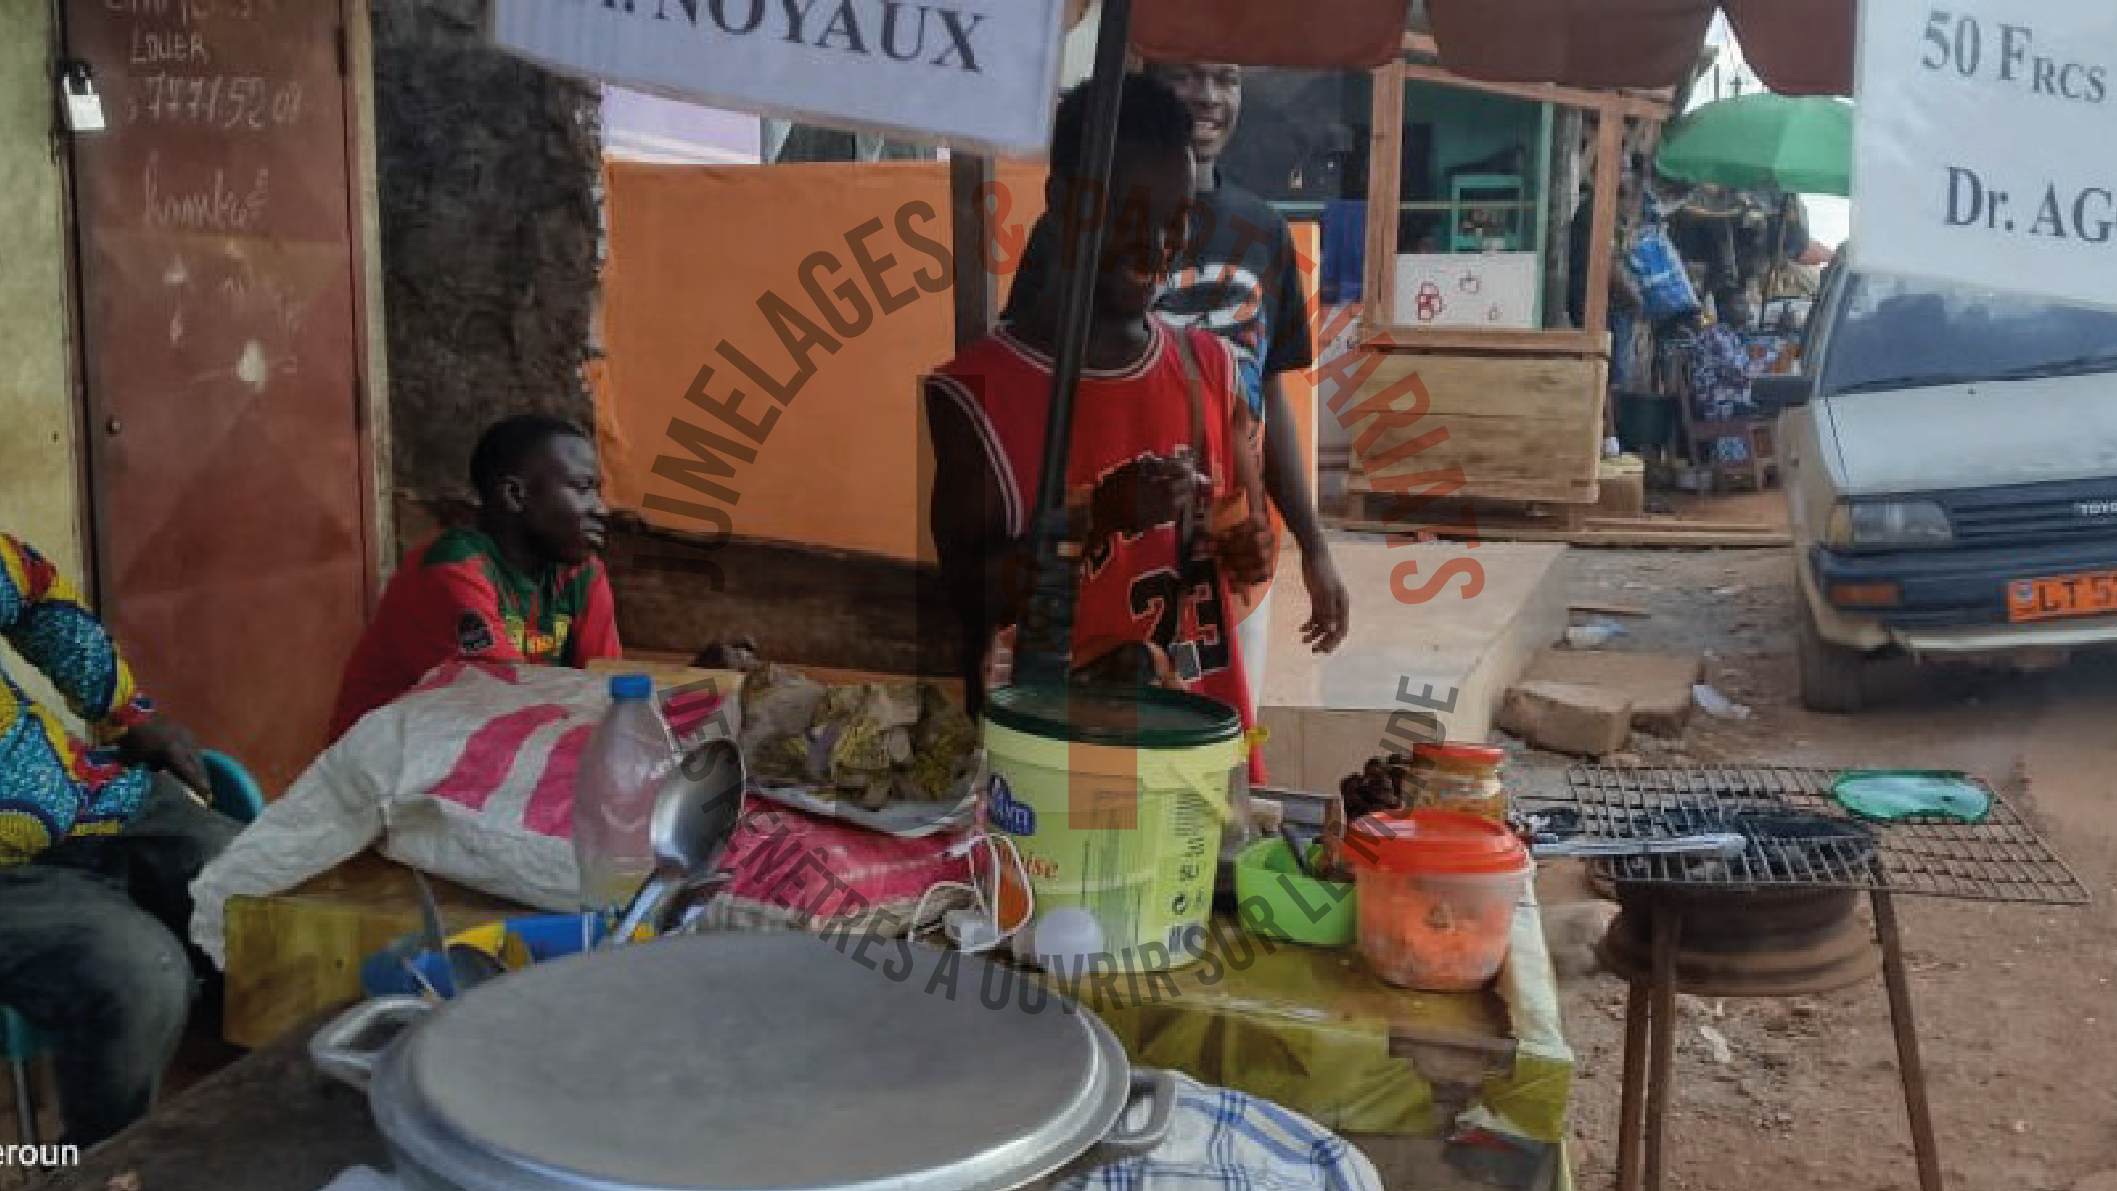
[1797,602,1873,714]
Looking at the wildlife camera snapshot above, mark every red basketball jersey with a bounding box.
[928,321,1260,778]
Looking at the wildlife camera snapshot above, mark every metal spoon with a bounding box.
[601,739,746,948]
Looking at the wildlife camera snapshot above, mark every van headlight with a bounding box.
[1825,500,1954,547]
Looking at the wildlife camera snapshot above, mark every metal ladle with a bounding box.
[601,739,746,948]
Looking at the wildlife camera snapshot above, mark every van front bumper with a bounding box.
[1811,537,2117,652]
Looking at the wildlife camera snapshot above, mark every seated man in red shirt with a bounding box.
[329,415,621,741]
[925,73,1271,768]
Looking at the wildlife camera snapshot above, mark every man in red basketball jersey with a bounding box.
[925,73,1271,773]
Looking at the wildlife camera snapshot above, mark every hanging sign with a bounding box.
[490,0,1066,157]
[1856,0,2117,307]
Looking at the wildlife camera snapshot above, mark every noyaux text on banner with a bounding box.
[490,0,1067,157]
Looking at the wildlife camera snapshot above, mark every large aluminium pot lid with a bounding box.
[375,932,1128,1191]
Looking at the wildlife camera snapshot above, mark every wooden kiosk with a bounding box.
[1345,33,1671,524]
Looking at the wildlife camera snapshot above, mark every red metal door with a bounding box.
[65,0,373,793]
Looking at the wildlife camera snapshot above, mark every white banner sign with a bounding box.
[1856,0,2117,307]
[491,0,1066,157]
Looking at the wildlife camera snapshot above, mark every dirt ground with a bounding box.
[1535,547,2117,1191]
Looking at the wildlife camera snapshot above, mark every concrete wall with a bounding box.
[0,2,83,578]
[0,1,92,730]
[372,0,603,523]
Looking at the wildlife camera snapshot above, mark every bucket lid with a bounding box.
[1411,743,1506,766]
[984,684,1241,749]
[1346,810,1530,875]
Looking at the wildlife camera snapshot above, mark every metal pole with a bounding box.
[1873,890,1946,1191]
[1643,908,1680,1191]
[1012,0,1136,688]
[1615,980,1649,1191]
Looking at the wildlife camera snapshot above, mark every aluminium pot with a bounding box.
[311,932,1174,1191]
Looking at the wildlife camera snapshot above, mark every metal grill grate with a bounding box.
[1554,765,2089,905]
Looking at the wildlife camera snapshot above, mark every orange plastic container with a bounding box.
[1345,810,1531,991]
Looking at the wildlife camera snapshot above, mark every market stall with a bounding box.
[86,5,1874,1191]
[1334,34,1675,519]
[199,657,1570,1190]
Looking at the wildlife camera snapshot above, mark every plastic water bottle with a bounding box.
[573,674,670,920]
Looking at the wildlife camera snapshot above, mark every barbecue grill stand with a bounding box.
[1555,765,2090,1191]
[1603,884,1935,1191]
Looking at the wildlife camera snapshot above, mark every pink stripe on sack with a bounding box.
[663,692,725,740]
[523,724,595,837]
[429,705,570,811]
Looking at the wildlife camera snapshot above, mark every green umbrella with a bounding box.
[1657,94,1854,196]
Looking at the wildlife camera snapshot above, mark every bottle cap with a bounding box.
[609,674,654,700]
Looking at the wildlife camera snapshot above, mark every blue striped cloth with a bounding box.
[1057,1075,1384,1191]
[321,1077,1383,1191]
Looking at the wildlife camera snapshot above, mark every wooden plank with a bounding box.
[1353,478,1588,508]
[588,655,746,694]
[1339,491,1788,534]
[1361,327,1611,356]
[1582,516,1784,535]
[223,852,524,1049]
[1349,354,1609,424]
[1398,59,1675,120]
[1399,30,1676,108]
[1337,520,1790,549]
[1363,59,1405,338]
[1569,600,1653,618]
[592,656,968,706]
[1342,353,1606,505]
[1581,111,1625,345]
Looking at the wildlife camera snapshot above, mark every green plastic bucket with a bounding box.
[982,684,1244,974]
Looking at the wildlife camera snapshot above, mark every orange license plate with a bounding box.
[2008,572,2117,622]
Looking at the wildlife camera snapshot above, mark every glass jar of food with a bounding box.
[1407,743,1507,822]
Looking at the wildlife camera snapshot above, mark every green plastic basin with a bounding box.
[1233,838,1357,947]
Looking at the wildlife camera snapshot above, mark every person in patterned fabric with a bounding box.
[0,532,240,1147]
[329,415,621,742]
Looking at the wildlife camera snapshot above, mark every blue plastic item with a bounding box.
[1628,226,1701,320]
[360,913,610,1000]
[609,674,653,700]
[4,748,265,1142]
[200,748,265,822]
[1320,200,1366,304]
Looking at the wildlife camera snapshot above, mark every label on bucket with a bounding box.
[988,773,1037,836]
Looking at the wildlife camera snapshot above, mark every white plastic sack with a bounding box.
[188,660,737,968]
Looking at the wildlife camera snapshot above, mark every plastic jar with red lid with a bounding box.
[1345,809,1531,991]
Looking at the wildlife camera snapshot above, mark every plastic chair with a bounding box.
[3,748,262,1143]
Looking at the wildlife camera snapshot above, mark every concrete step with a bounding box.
[1253,538,1568,792]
